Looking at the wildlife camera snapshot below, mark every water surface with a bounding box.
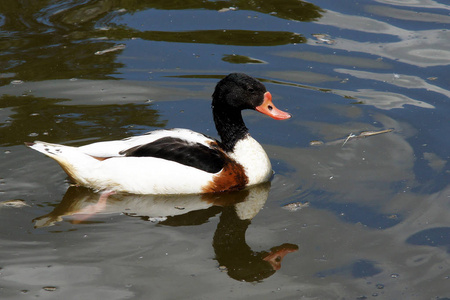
[1,0,449,299]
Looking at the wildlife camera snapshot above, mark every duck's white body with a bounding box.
[28,129,272,194]
[26,73,290,195]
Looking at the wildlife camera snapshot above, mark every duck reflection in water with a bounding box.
[213,205,298,281]
[33,182,298,282]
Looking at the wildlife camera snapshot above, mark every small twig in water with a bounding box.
[342,133,356,147]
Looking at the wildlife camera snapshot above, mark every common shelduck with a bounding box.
[26,73,291,194]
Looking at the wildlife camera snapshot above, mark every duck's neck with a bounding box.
[213,106,248,152]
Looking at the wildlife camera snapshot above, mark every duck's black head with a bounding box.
[211,73,291,151]
[212,73,267,111]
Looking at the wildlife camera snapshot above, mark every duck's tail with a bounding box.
[25,141,98,185]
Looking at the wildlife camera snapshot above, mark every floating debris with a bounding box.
[10,80,24,85]
[42,286,57,292]
[312,33,335,44]
[95,44,126,55]
[0,199,29,208]
[282,201,309,212]
[218,7,237,13]
[309,140,324,146]
[149,216,167,223]
[358,129,394,137]
[342,133,356,147]
[310,129,394,147]
[218,265,228,272]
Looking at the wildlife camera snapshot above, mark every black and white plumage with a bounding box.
[26,73,291,194]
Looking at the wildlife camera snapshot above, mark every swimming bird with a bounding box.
[26,73,291,194]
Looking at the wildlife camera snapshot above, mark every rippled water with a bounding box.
[1,0,449,299]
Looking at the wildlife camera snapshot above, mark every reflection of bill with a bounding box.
[33,182,298,282]
[263,244,299,271]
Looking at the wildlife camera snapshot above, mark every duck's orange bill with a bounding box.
[255,92,291,120]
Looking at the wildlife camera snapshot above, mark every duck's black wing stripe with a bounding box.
[120,137,225,174]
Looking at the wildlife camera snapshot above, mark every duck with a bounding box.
[26,73,291,194]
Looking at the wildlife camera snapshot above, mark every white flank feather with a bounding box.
[27,139,216,194]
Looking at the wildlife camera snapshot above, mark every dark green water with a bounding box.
[1,0,449,299]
